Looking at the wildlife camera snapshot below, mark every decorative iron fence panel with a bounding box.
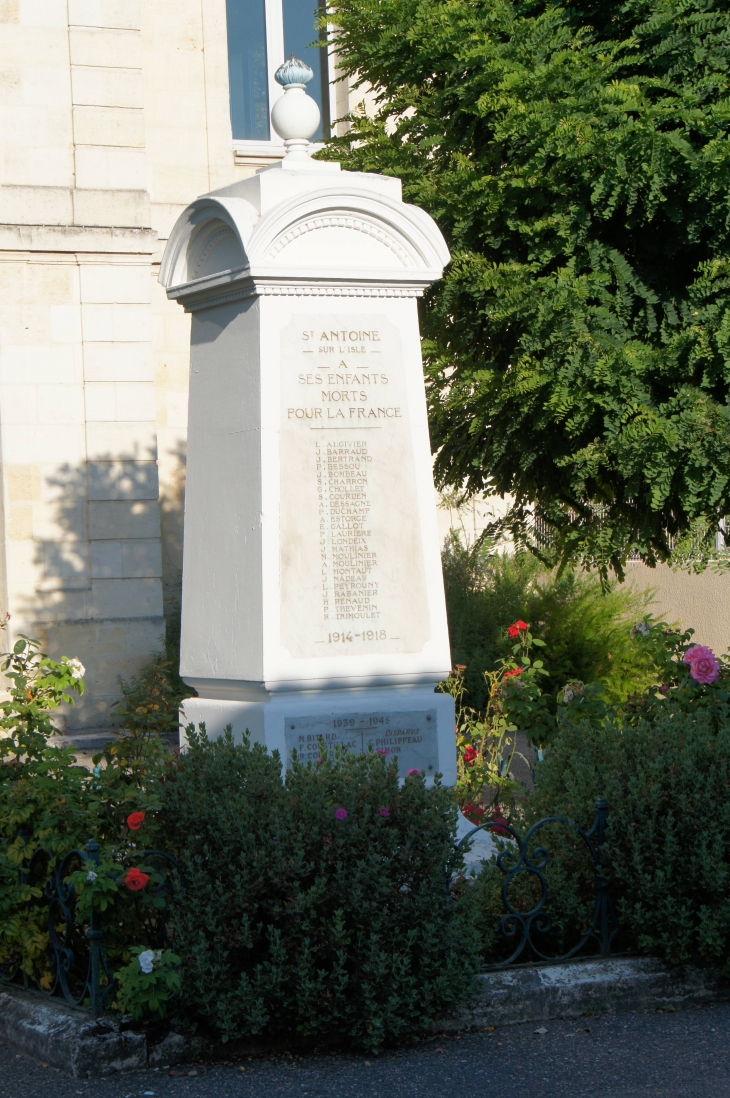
[456,798,620,967]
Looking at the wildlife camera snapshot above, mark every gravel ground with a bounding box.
[0,1002,727,1098]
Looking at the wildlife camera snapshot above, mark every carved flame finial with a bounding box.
[271,56,320,161]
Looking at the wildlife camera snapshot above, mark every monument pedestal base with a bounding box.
[181,687,456,784]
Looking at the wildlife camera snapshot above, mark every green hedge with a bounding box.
[520,702,730,970]
[158,727,481,1051]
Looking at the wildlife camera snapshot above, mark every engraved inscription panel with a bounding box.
[279,316,431,659]
[284,710,439,773]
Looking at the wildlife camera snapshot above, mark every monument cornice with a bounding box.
[167,270,431,312]
[159,178,450,311]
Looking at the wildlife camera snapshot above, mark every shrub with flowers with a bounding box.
[154,724,480,1052]
[9,611,730,1038]
[0,634,179,1016]
[503,616,730,971]
[439,621,553,812]
[115,946,182,1021]
[616,619,730,727]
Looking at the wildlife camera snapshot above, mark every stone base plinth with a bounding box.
[181,686,456,784]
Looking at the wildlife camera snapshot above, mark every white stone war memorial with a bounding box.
[160,58,456,783]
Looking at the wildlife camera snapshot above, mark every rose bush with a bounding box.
[115,946,182,1021]
[0,634,179,1013]
[439,620,552,813]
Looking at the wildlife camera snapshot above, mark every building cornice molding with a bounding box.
[0,223,158,255]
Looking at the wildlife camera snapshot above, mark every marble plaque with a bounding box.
[279,315,431,659]
[284,709,439,773]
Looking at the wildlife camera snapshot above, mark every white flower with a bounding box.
[631,620,650,638]
[138,950,155,974]
[66,657,86,680]
[86,870,97,882]
[562,680,585,704]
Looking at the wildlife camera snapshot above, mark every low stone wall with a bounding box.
[438,956,730,1031]
[2,957,729,1076]
[0,987,191,1077]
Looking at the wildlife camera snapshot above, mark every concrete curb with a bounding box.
[437,956,730,1031]
[0,987,193,1078]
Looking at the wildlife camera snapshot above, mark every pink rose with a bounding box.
[683,644,721,685]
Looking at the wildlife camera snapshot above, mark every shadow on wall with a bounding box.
[10,450,182,737]
[159,439,186,633]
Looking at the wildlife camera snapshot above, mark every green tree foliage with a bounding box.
[320,0,730,578]
[442,536,658,713]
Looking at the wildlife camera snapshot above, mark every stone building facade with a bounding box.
[0,0,358,745]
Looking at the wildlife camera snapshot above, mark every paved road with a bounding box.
[0,1002,728,1098]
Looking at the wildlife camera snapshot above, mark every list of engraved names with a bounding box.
[316,438,382,629]
[279,316,431,660]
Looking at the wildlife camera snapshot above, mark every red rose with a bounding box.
[124,867,150,892]
[462,802,486,823]
[492,814,511,838]
[463,745,478,766]
[126,811,145,831]
[508,621,529,637]
[503,667,523,679]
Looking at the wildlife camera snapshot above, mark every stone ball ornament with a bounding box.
[271,55,321,160]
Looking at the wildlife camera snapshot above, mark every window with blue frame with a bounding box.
[226,0,330,144]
